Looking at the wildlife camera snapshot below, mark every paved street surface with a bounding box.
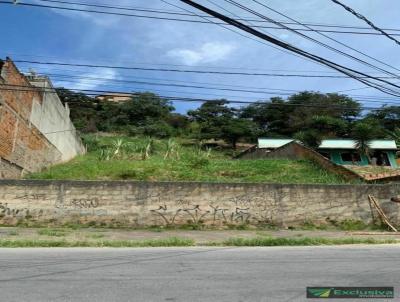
[0,246,399,302]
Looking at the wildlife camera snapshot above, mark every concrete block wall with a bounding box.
[0,180,399,227]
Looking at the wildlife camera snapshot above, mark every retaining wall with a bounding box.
[0,180,399,227]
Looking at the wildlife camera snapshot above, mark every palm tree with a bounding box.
[352,123,376,163]
[385,128,400,148]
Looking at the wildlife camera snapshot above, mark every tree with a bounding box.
[385,127,400,147]
[56,87,100,132]
[241,92,360,137]
[365,106,400,131]
[240,97,288,135]
[119,92,174,127]
[309,115,348,137]
[188,100,235,141]
[351,122,380,163]
[166,113,191,136]
[188,100,254,147]
[294,130,322,149]
[221,118,255,149]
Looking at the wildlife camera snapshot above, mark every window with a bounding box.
[341,152,361,162]
[371,151,391,166]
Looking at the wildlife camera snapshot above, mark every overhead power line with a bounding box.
[48,77,400,104]
[3,0,400,37]
[12,59,400,79]
[223,0,400,96]
[160,0,329,73]
[178,0,400,97]
[330,0,400,46]
[223,0,399,82]
[248,0,400,74]
[0,83,391,111]
[1,83,399,109]
[20,70,400,104]
[13,70,399,104]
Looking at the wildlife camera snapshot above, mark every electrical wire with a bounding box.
[249,0,400,74]
[0,83,394,111]
[11,59,400,79]
[5,0,399,37]
[178,0,400,97]
[331,0,400,46]
[224,0,400,80]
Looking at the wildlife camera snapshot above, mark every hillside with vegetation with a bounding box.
[30,89,399,183]
[27,135,347,184]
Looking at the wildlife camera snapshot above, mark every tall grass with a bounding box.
[28,135,348,184]
[0,237,195,248]
[221,236,397,246]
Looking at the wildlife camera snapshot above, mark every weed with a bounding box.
[337,219,369,231]
[37,228,69,237]
[227,224,251,230]
[221,236,397,246]
[0,237,195,248]
[86,233,105,239]
[27,137,349,184]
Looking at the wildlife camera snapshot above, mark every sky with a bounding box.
[1,0,400,113]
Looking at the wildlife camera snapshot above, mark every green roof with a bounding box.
[258,138,294,149]
[258,138,398,150]
[319,139,397,150]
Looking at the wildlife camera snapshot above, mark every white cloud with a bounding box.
[166,42,236,65]
[53,68,118,91]
[31,0,120,27]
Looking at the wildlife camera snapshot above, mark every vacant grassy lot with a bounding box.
[27,135,348,184]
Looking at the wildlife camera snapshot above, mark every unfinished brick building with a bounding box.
[0,58,85,178]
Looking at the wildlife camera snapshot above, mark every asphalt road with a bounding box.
[0,246,399,302]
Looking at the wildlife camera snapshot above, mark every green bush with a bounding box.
[82,135,101,152]
[222,236,396,246]
[338,219,369,231]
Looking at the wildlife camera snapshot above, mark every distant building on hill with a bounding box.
[0,57,85,178]
[95,93,132,103]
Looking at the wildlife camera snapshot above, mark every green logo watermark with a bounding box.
[307,287,394,299]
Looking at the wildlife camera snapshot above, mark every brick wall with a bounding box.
[0,59,63,177]
[0,180,399,227]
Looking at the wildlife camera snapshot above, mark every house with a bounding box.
[257,138,399,168]
[318,139,398,168]
[95,93,132,103]
[237,138,400,182]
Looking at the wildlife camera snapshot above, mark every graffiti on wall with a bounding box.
[150,194,281,225]
[0,193,105,220]
[0,185,287,225]
[0,202,44,218]
[55,197,100,210]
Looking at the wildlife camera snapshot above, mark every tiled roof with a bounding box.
[343,165,400,181]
